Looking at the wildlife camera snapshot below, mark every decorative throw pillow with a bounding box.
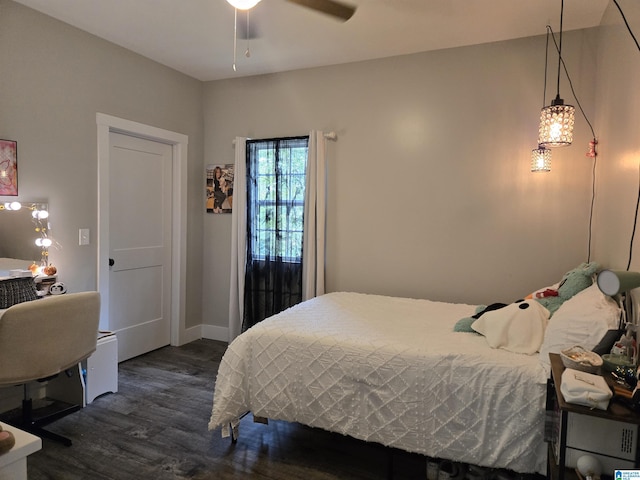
[0,277,39,309]
[538,283,621,366]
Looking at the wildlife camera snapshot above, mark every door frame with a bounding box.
[96,113,188,348]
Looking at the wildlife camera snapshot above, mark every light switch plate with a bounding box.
[79,228,90,246]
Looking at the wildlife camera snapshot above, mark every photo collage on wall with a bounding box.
[206,164,234,213]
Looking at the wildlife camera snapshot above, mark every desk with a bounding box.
[0,422,41,480]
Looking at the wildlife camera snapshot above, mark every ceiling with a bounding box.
[13,0,609,82]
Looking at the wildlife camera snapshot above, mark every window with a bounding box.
[246,137,309,262]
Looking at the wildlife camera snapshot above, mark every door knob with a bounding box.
[109,258,114,267]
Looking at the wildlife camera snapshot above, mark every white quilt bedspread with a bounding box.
[209,292,549,474]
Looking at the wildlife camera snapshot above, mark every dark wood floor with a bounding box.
[21,339,539,480]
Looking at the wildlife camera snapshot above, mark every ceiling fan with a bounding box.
[226,0,357,22]
[227,0,356,71]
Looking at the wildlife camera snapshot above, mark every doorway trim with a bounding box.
[96,113,188,348]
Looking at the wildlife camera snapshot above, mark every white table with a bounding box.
[0,422,41,480]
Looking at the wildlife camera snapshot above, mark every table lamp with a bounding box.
[596,270,640,296]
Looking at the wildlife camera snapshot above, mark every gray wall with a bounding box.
[593,0,640,271]
[1,0,620,340]
[0,0,204,328]
[203,29,600,335]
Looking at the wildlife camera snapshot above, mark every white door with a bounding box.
[108,132,172,361]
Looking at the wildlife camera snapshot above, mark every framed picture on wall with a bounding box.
[206,164,234,213]
[0,139,18,196]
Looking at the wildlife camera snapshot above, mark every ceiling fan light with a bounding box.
[226,0,261,10]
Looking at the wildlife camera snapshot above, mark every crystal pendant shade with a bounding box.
[538,102,575,147]
[531,146,552,172]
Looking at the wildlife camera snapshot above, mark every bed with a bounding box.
[208,284,621,474]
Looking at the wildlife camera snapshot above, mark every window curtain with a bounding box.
[242,137,307,332]
[302,131,326,301]
[228,136,247,342]
[228,131,327,340]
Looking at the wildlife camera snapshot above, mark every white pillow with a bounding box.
[538,283,622,366]
[472,300,550,355]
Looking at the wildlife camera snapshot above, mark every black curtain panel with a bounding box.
[242,136,309,331]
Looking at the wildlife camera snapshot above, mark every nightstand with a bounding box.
[547,353,640,480]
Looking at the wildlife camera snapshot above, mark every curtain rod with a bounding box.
[324,131,337,140]
[232,131,337,145]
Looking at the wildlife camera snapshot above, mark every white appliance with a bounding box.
[82,334,118,404]
[561,411,638,473]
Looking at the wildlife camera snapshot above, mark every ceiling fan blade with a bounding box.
[286,0,356,21]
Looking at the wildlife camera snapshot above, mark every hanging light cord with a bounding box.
[629,167,640,270]
[546,25,598,262]
[555,0,564,100]
[245,10,251,58]
[587,149,597,263]
[610,0,640,270]
[546,2,639,268]
[542,28,550,109]
[613,0,640,52]
[233,8,238,71]
[546,26,596,139]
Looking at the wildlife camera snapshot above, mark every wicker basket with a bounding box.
[0,276,38,309]
[560,346,603,374]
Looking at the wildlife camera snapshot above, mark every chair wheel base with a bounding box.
[0,397,80,447]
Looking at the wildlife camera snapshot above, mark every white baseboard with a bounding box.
[176,324,229,345]
[201,324,229,343]
[180,325,205,345]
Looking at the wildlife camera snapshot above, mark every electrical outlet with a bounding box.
[79,228,90,246]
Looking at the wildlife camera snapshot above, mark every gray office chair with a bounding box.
[0,291,101,446]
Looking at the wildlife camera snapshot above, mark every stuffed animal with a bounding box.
[0,424,15,455]
[533,262,600,316]
[50,282,67,295]
[454,262,600,333]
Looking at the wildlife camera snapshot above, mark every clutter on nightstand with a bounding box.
[560,368,611,410]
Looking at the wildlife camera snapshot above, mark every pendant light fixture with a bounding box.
[538,0,575,148]
[531,146,552,172]
[531,27,552,172]
[226,0,261,9]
